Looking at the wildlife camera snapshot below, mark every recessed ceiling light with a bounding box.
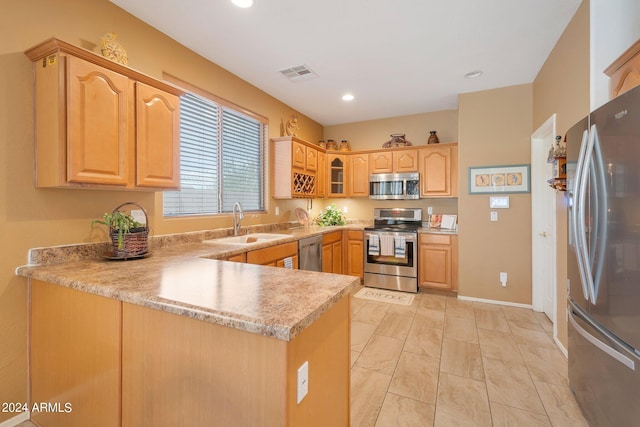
[464,70,483,79]
[342,94,354,101]
[231,0,253,8]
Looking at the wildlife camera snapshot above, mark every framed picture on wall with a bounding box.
[468,164,530,194]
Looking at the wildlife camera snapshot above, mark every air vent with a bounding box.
[278,64,318,82]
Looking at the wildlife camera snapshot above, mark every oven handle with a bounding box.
[364,232,417,242]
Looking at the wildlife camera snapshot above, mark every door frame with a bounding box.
[531,114,558,332]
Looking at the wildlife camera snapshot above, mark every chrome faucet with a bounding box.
[232,202,245,236]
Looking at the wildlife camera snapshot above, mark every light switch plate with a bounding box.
[297,361,309,404]
[490,196,510,209]
[490,211,498,221]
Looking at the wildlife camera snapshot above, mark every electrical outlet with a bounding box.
[427,206,433,215]
[343,206,348,213]
[490,211,498,221]
[275,207,280,216]
[500,272,508,287]
[297,361,309,404]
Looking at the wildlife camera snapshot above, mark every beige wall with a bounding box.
[0,0,322,419]
[458,84,533,304]
[324,110,458,151]
[532,0,590,348]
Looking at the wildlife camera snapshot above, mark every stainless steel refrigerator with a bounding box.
[567,84,640,426]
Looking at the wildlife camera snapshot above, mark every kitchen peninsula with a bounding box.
[16,229,359,427]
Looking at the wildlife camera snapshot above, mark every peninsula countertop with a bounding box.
[16,225,362,342]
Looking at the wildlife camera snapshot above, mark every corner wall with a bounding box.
[533,0,590,348]
[458,84,533,304]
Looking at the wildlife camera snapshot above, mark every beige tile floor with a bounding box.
[350,286,590,427]
[16,287,589,427]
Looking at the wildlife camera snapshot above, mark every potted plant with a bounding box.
[92,202,149,258]
[314,204,346,226]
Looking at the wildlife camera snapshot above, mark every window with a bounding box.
[163,91,266,216]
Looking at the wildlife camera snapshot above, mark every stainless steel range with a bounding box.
[363,208,421,293]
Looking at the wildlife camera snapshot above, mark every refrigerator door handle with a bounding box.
[576,127,597,304]
[571,129,591,301]
[589,124,609,304]
[569,310,636,371]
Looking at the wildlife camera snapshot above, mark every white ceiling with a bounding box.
[111,0,582,126]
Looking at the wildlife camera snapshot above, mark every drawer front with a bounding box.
[420,233,452,245]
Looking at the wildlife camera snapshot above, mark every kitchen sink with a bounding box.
[203,233,292,246]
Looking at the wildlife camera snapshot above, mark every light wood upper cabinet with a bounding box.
[25,38,183,190]
[272,136,318,198]
[317,150,327,198]
[136,82,180,188]
[419,143,458,197]
[369,151,393,173]
[66,56,130,185]
[394,149,419,172]
[369,149,418,174]
[605,39,640,99]
[418,233,458,291]
[327,153,347,198]
[348,153,369,197]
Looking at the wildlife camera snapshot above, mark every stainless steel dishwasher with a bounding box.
[298,235,323,272]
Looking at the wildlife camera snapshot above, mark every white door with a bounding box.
[531,115,557,326]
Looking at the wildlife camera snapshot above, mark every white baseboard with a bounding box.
[0,412,29,427]
[555,337,568,357]
[457,295,533,310]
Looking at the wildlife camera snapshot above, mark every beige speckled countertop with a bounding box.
[16,225,363,342]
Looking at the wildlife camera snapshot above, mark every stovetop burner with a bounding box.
[365,207,423,233]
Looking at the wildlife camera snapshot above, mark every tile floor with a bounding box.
[16,287,589,427]
[350,286,590,426]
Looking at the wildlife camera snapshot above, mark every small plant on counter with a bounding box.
[314,204,346,226]
[92,211,143,249]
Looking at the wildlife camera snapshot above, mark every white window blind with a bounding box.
[164,93,265,216]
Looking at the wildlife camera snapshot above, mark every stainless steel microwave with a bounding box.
[369,173,420,200]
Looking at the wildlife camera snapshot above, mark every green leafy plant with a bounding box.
[314,204,346,226]
[92,211,144,249]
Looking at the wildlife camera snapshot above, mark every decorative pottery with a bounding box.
[326,139,337,150]
[382,134,411,148]
[318,140,326,149]
[427,130,440,144]
[339,140,351,151]
[100,32,128,65]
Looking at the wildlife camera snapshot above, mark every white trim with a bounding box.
[555,336,569,358]
[0,412,30,427]
[530,114,558,340]
[457,295,533,310]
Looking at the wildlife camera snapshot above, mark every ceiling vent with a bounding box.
[278,64,318,82]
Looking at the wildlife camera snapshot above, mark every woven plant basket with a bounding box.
[109,202,149,259]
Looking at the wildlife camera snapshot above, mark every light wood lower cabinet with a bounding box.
[30,280,121,427]
[322,231,343,274]
[225,252,247,263]
[30,279,351,427]
[418,233,458,291]
[345,230,364,280]
[247,241,299,268]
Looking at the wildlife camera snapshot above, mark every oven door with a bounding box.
[364,231,417,278]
